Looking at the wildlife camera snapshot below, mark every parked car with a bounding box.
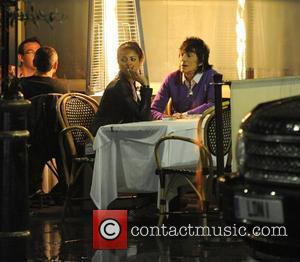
[219,95,300,260]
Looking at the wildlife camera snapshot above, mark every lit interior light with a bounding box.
[236,0,246,79]
[293,124,300,132]
[104,0,119,83]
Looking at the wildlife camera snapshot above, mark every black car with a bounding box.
[219,95,300,260]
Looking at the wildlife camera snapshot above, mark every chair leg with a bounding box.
[158,190,166,227]
[61,184,76,221]
[158,174,166,227]
[61,187,71,222]
[61,162,78,221]
[203,174,214,208]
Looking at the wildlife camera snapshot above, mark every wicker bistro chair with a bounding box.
[201,101,232,171]
[57,93,98,220]
[165,98,173,116]
[155,101,231,226]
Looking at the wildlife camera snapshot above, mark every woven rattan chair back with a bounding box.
[197,101,231,157]
[57,93,98,157]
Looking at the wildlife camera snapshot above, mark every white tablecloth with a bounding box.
[90,119,200,209]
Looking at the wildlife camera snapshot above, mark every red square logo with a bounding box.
[93,210,128,250]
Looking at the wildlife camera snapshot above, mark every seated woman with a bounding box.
[90,41,153,136]
[151,37,217,119]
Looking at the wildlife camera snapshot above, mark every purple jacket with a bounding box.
[151,69,217,120]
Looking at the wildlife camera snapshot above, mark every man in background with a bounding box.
[19,46,67,196]
[0,37,40,80]
[17,37,41,77]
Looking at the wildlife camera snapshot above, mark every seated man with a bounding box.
[19,46,66,99]
[0,37,40,82]
[17,37,41,78]
[19,46,67,196]
[151,37,216,119]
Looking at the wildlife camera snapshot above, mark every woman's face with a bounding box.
[179,51,199,76]
[118,48,142,77]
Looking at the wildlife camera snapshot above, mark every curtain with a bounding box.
[141,0,300,82]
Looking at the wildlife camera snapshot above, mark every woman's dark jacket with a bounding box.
[90,73,153,136]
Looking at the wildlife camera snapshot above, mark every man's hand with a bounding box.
[172,112,183,119]
[172,112,188,119]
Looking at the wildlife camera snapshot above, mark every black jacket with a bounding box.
[90,73,153,136]
[19,76,66,99]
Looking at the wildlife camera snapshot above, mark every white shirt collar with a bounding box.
[182,72,203,86]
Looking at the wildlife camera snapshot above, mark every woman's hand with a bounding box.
[127,68,149,86]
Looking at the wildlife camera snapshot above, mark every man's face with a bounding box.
[19,41,41,70]
[179,51,199,76]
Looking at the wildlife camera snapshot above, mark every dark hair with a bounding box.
[18,37,41,55]
[33,46,58,73]
[179,37,212,72]
[117,41,144,62]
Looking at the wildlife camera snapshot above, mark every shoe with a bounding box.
[29,189,52,208]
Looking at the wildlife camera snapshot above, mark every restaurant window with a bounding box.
[248,0,300,78]
[140,0,238,84]
[140,0,300,84]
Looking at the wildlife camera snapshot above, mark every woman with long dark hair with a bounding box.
[91,41,152,135]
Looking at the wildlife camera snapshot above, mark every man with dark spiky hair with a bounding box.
[151,37,217,120]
